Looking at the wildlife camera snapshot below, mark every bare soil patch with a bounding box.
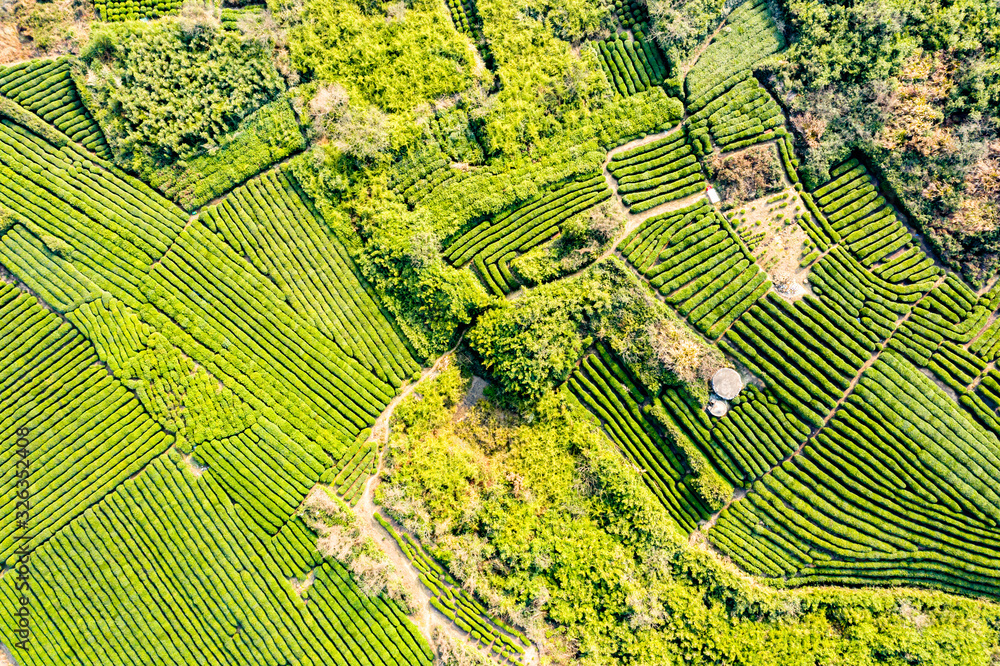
[0,24,29,63]
[726,187,813,300]
[0,643,18,666]
[454,375,489,422]
[182,453,208,477]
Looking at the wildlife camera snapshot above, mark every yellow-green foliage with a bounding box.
[476,0,607,155]
[387,367,487,519]
[379,376,1000,665]
[394,364,467,436]
[139,97,306,211]
[285,0,481,114]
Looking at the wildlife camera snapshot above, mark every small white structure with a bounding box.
[706,186,721,205]
[708,398,729,418]
[712,368,743,400]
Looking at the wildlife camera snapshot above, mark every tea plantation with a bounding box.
[1,0,1000,663]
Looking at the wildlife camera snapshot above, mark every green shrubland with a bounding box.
[379,367,1000,666]
[81,20,285,164]
[355,200,492,359]
[468,258,722,406]
[283,0,480,114]
[475,0,607,155]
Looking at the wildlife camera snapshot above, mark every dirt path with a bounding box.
[0,49,54,69]
[966,309,998,351]
[697,487,747,534]
[813,273,946,428]
[0,643,17,666]
[350,348,539,665]
[600,124,698,229]
[968,360,995,392]
[679,17,731,80]
[506,126,708,301]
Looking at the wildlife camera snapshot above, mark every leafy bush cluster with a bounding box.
[468,258,720,406]
[285,0,479,114]
[138,97,306,211]
[83,21,285,165]
[357,202,492,359]
[474,0,608,156]
[647,0,727,66]
[511,200,624,287]
[467,276,590,405]
[380,369,1000,666]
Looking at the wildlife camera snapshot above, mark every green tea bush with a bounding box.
[684,0,784,100]
[810,159,919,267]
[607,130,705,213]
[0,58,111,158]
[0,285,172,564]
[0,452,434,666]
[624,204,766,339]
[569,355,714,528]
[712,351,1000,600]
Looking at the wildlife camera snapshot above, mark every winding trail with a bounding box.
[506,127,710,300]
[347,344,539,665]
[600,126,708,233]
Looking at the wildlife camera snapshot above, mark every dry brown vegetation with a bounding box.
[705,143,784,207]
[948,141,1000,235]
[876,55,956,159]
[0,0,91,60]
[300,486,418,611]
[431,626,495,666]
[646,316,721,384]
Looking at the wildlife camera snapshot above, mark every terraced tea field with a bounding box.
[2,0,999,661]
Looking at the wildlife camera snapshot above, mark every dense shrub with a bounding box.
[82,21,285,164]
[286,0,479,114]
